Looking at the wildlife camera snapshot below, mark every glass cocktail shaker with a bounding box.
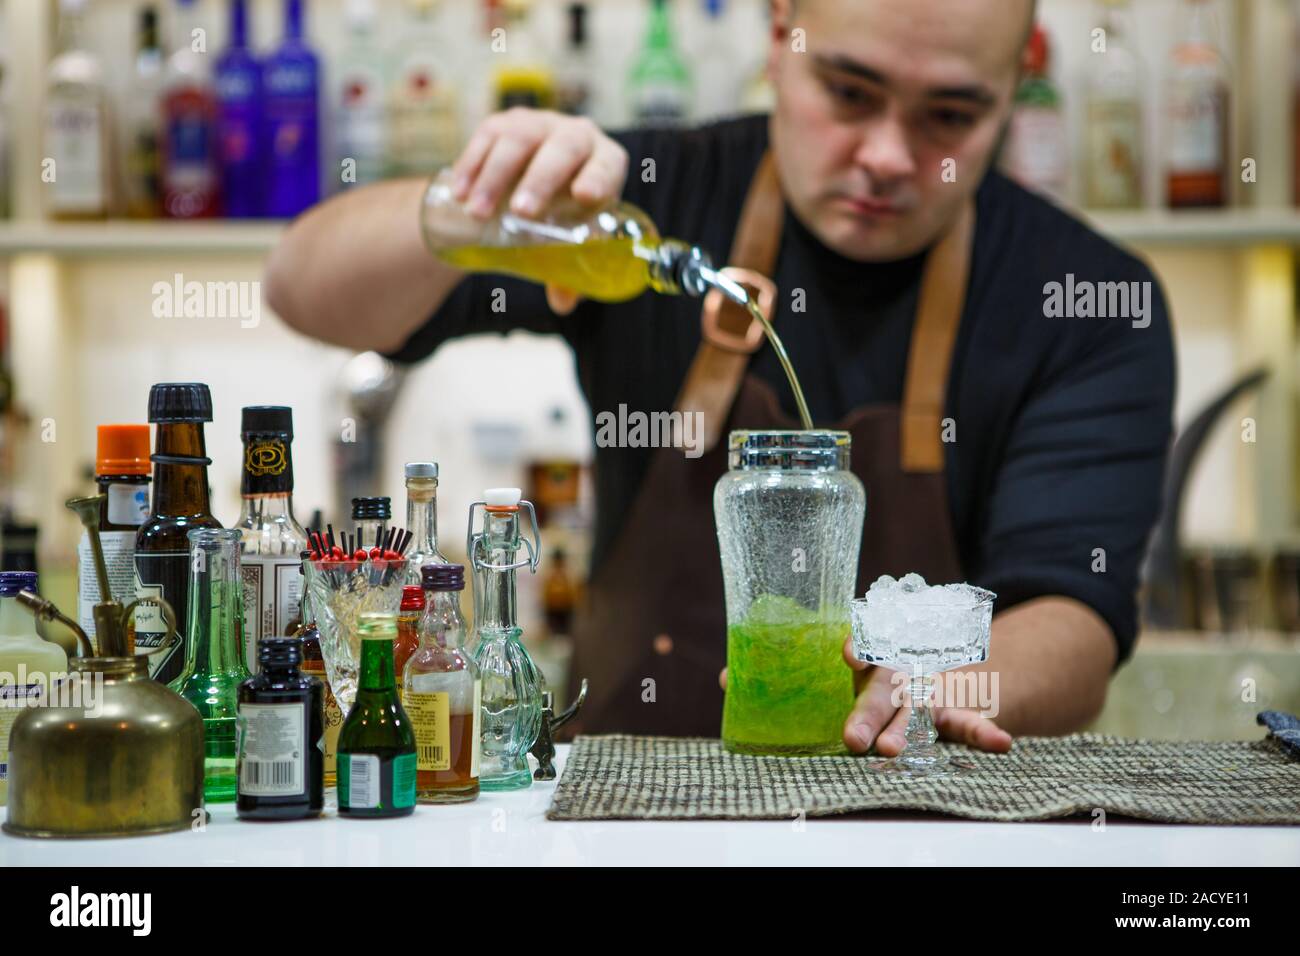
[715,431,865,755]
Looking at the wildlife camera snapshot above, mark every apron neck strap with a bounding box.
[901,198,974,472]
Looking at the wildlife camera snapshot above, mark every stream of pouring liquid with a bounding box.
[697,267,814,431]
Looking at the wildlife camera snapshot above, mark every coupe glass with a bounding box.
[849,585,994,778]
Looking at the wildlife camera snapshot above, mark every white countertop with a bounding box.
[3,745,1298,866]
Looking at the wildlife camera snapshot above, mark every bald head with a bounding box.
[783,0,1037,73]
[767,0,1035,262]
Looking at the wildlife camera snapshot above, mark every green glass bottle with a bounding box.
[337,612,417,818]
[169,528,251,803]
[627,0,692,126]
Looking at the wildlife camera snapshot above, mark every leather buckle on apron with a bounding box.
[700,267,777,355]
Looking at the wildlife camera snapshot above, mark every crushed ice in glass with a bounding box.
[849,573,995,673]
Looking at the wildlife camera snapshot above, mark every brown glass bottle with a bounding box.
[133,383,222,684]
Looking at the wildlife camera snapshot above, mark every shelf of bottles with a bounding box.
[0,0,1298,252]
[0,0,774,240]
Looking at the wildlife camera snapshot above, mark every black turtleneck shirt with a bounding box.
[386,114,1176,662]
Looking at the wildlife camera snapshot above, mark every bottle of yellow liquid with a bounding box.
[420,167,816,429]
[0,572,70,805]
[420,168,723,303]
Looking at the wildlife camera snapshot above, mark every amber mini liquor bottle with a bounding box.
[405,563,480,804]
[395,585,423,705]
[134,383,222,684]
[337,612,417,818]
[236,636,325,820]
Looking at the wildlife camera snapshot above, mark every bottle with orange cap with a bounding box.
[76,424,152,653]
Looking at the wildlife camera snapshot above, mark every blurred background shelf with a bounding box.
[0,221,286,256]
[7,209,1300,259]
[1084,208,1300,247]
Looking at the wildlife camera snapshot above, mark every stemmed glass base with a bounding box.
[870,673,972,780]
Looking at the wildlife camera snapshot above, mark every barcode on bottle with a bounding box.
[241,758,301,796]
[420,745,444,765]
[345,754,378,809]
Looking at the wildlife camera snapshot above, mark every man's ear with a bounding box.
[768,0,795,84]
[770,0,794,39]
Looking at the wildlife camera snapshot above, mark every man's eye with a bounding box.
[931,109,976,129]
[827,82,872,107]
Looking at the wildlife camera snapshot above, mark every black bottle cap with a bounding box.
[421,563,465,592]
[258,636,303,666]
[148,383,213,424]
[241,406,293,438]
[351,497,391,521]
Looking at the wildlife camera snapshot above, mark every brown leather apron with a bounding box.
[565,153,975,737]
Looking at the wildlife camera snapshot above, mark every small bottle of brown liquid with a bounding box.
[404,563,480,804]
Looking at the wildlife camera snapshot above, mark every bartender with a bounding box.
[266,0,1174,756]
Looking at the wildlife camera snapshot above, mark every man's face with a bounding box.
[768,0,1029,261]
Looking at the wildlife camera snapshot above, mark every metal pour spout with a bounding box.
[67,495,113,603]
[60,493,173,659]
[16,590,93,658]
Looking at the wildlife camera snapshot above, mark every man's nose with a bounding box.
[852,112,917,185]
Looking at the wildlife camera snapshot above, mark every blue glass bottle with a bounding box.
[215,0,261,218]
[262,0,320,217]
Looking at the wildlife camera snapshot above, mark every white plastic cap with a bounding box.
[484,487,522,507]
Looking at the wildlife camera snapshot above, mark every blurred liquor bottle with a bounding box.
[0,59,10,219]
[333,0,387,189]
[215,0,262,218]
[1164,0,1230,209]
[388,0,461,177]
[1000,24,1069,203]
[628,0,692,127]
[555,3,594,117]
[1084,0,1144,209]
[162,0,220,218]
[46,0,112,220]
[740,0,775,115]
[691,0,745,121]
[1293,2,1300,208]
[263,0,321,217]
[493,0,556,111]
[122,6,164,218]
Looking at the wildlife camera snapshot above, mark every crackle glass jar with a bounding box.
[715,431,865,755]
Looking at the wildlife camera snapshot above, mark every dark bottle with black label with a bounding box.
[133,382,222,684]
[236,636,324,820]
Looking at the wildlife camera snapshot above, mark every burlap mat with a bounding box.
[546,734,1300,824]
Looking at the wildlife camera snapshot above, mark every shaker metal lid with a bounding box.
[405,461,439,478]
[727,430,851,471]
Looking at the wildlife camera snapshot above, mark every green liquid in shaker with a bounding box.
[722,595,854,755]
